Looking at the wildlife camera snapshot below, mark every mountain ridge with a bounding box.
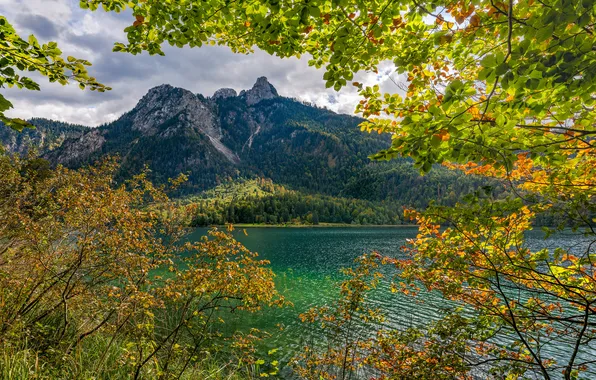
[1,78,491,207]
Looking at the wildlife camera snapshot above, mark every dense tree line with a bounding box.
[184,173,505,226]
[189,191,404,226]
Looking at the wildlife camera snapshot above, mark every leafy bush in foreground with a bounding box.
[0,153,284,379]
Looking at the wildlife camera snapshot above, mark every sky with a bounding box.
[1,0,401,127]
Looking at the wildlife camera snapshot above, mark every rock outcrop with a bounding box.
[0,118,86,155]
[48,128,105,166]
[212,88,237,100]
[241,77,279,106]
[127,84,239,163]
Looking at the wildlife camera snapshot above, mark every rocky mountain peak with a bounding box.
[212,88,237,100]
[241,76,279,106]
[136,84,194,109]
[126,84,240,163]
[129,84,209,135]
[146,83,174,94]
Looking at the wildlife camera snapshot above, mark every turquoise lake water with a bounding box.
[186,227,596,378]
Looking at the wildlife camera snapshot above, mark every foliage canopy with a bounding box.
[0,16,110,131]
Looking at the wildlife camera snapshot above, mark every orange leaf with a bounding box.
[470,14,480,27]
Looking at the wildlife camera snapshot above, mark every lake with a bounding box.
[186,227,596,378]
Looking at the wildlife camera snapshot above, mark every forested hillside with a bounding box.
[180,178,405,226]
[0,118,87,154]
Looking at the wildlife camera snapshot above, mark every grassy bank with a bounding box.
[0,338,256,380]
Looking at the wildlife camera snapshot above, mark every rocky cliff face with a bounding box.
[125,83,240,163]
[110,77,281,164]
[129,85,215,135]
[48,128,106,166]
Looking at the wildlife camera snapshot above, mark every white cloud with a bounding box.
[1,0,73,28]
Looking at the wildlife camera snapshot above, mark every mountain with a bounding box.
[1,78,493,207]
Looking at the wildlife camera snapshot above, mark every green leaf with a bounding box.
[495,62,509,76]
[495,114,506,127]
[309,6,321,18]
[27,34,39,47]
[529,70,542,79]
[0,94,13,113]
[0,116,32,132]
[480,55,497,68]
[430,134,442,148]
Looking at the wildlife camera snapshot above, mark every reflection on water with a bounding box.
[186,227,596,378]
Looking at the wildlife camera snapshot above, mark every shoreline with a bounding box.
[206,223,419,228]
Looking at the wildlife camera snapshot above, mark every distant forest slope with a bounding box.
[177,177,507,226]
[178,178,405,226]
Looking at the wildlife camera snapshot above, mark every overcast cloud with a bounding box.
[1,0,400,126]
